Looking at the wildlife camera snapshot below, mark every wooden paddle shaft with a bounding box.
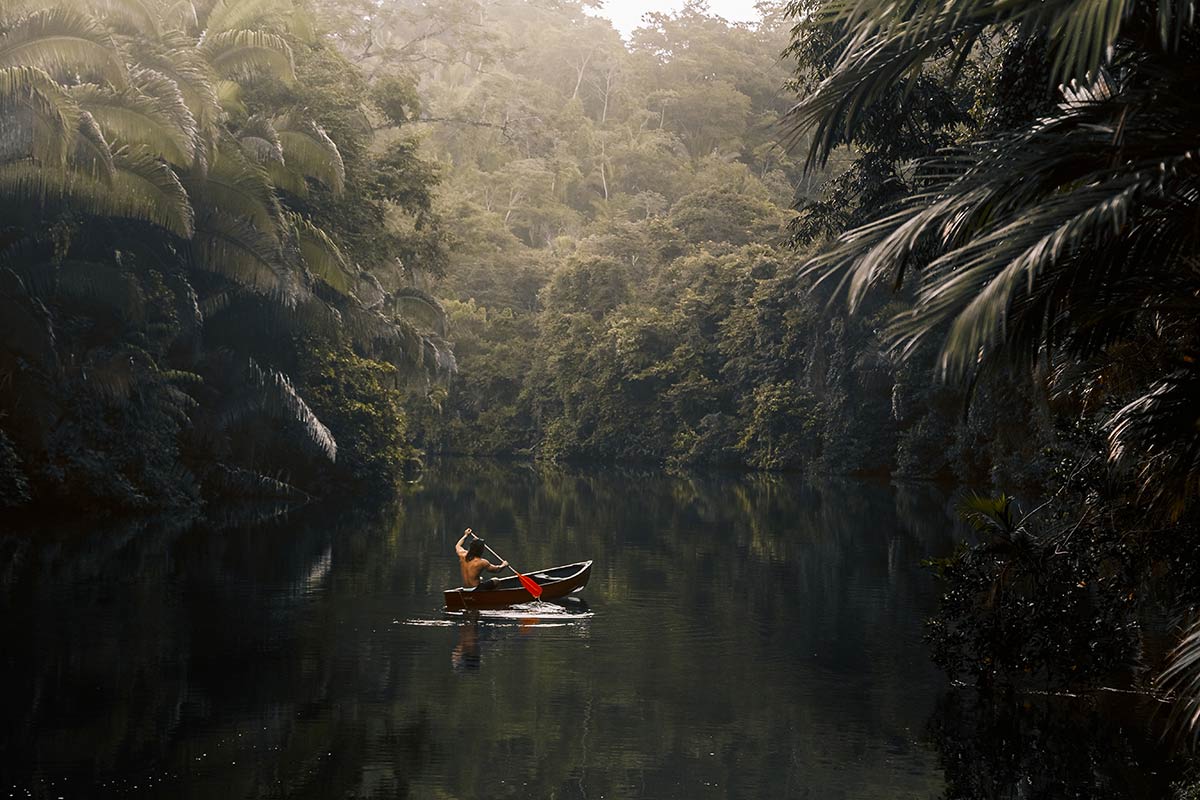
[479,540,521,577]
[470,534,542,597]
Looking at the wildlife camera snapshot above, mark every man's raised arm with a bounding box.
[455,528,472,558]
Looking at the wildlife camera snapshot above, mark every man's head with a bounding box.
[466,538,486,560]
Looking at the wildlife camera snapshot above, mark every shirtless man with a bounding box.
[455,528,508,590]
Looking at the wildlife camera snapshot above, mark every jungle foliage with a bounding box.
[335,0,1051,489]
[335,0,1200,754]
[0,0,451,512]
[786,0,1200,752]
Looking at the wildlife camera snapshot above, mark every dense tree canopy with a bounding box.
[339,0,1049,496]
[0,0,451,511]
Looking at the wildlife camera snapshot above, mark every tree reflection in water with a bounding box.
[0,460,1184,798]
[928,688,1179,799]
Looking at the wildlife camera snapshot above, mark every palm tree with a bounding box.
[786,0,1200,733]
[787,0,1200,516]
[0,0,450,503]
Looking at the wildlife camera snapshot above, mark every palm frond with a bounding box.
[0,267,56,368]
[237,113,282,163]
[55,259,145,321]
[805,76,1200,377]
[205,289,341,344]
[265,156,306,195]
[200,0,292,35]
[393,286,447,336]
[352,269,386,309]
[133,33,221,138]
[0,65,79,166]
[87,0,162,37]
[161,0,199,32]
[190,208,287,295]
[1108,367,1200,520]
[423,333,457,376]
[71,110,115,181]
[186,140,281,238]
[958,492,1022,538]
[0,7,127,88]
[237,357,337,461]
[284,6,315,43]
[131,67,201,138]
[0,147,193,236]
[213,77,245,116]
[71,77,198,167]
[107,145,194,235]
[0,0,54,26]
[289,213,352,293]
[334,297,398,345]
[1162,617,1200,738]
[895,172,1148,375]
[275,114,345,194]
[204,462,307,499]
[786,0,1199,164]
[200,29,294,83]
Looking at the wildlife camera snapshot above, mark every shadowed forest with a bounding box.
[3,0,1200,796]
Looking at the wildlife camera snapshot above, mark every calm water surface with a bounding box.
[1,460,1140,799]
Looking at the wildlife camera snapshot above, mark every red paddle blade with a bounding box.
[518,573,543,599]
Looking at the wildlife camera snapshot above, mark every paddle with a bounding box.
[474,535,543,599]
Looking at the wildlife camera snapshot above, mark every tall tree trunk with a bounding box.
[600,69,614,124]
[571,50,593,100]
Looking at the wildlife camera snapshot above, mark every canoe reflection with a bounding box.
[449,600,592,672]
[452,615,482,671]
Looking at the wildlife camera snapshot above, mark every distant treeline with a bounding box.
[369,0,1051,488]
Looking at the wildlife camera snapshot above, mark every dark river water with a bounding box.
[0,460,1178,799]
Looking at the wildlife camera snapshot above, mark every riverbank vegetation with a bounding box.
[4,0,1200,789]
[324,0,1200,777]
[0,0,451,512]
[334,0,1052,493]
[787,0,1200,772]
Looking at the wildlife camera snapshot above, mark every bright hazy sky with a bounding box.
[589,0,762,37]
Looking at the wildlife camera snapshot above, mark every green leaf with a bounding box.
[190,208,288,295]
[71,76,198,167]
[0,7,127,88]
[275,115,345,194]
[201,29,294,83]
[0,147,193,237]
[186,141,281,239]
[290,213,352,293]
[0,65,79,166]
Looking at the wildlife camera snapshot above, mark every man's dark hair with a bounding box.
[466,538,486,560]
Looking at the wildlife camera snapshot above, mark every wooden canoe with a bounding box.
[444,560,593,611]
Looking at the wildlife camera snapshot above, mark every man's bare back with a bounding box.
[456,529,508,588]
